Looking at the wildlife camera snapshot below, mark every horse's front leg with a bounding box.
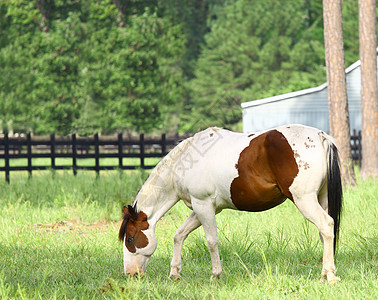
[191,196,222,280]
[169,212,201,280]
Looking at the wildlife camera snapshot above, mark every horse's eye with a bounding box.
[127,237,134,243]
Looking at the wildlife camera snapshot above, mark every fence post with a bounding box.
[358,130,362,167]
[139,133,145,169]
[72,133,77,176]
[94,133,100,177]
[27,132,32,178]
[161,133,166,156]
[118,133,123,169]
[50,134,55,170]
[4,133,9,183]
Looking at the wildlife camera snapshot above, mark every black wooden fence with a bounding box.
[350,129,362,166]
[0,132,186,183]
[0,130,362,183]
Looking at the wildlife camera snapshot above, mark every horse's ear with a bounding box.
[122,206,128,216]
[128,205,138,220]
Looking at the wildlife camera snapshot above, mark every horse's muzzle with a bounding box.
[126,269,144,278]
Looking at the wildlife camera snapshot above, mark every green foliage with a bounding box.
[77,9,185,134]
[0,0,370,134]
[0,0,185,135]
[161,0,224,77]
[342,0,360,66]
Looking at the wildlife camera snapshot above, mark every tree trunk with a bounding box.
[323,0,356,185]
[36,0,50,32]
[113,0,127,27]
[359,0,378,179]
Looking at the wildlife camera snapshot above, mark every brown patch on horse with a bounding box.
[248,133,255,137]
[230,130,299,212]
[119,205,149,253]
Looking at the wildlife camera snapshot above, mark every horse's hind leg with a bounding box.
[169,212,201,280]
[317,185,328,247]
[293,193,340,283]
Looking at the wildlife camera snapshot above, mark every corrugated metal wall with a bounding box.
[242,65,362,133]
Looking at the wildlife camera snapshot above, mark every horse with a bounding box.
[119,124,343,283]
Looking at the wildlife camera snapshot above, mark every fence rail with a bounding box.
[0,130,362,183]
[0,132,187,183]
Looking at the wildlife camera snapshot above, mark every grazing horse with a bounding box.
[119,125,342,283]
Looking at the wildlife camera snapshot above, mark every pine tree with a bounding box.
[359,0,378,179]
[323,0,356,185]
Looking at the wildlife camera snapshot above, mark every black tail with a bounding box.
[327,143,343,253]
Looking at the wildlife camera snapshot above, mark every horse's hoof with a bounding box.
[168,274,181,281]
[329,276,341,284]
[320,274,341,284]
[210,274,221,281]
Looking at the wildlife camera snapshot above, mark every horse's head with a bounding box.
[118,205,157,276]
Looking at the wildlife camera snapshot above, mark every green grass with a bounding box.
[0,171,376,299]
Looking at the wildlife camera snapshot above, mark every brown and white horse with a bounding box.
[119,125,343,283]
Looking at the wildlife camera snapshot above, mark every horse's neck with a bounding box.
[134,137,194,226]
[134,162,178,226]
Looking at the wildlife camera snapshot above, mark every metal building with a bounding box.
[241,57,375,134]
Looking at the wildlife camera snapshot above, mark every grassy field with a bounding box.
[0,170,376,299]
